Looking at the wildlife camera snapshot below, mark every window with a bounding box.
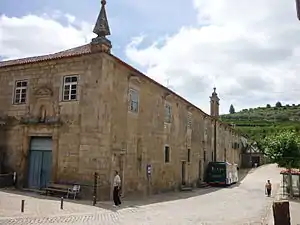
[187,112,192,128]
[210,165,226,174]
[164,146,170,163]
[63,76,78,101]
[129,88,139,113]
[14,80,28,104]
[204,151,206,162]
[187,149,191,162]
[164,103,172,123]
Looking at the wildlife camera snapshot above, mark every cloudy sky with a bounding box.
[1,0,300,114]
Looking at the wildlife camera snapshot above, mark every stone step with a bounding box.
[180,185,193,191]
[197,182,210,188]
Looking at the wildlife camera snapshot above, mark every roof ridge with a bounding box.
[0,44,91,68]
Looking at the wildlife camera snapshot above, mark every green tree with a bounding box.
[261,130,300,197]
[275,101,282,107]
[266,104,271,108]
[262,130,300,168]
[229,104,235,114]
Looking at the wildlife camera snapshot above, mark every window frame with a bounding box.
[128,88,139,113]
[187,148,191,163]
[164,102,172,123]
[62,75,79,102]
[13,80,28,105]
[187,112,192,129]
[164,145,170,163]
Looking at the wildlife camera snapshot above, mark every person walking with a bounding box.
[265,180,272,197]
[113,170,122,206]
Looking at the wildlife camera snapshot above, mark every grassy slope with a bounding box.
[220,104,300,141]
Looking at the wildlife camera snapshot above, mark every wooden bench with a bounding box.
[44,183,81,199]
[44,183,72,196]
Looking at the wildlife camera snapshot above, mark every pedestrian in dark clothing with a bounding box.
[113,171,121,206]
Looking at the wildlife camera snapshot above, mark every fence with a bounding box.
[0,173,14,188]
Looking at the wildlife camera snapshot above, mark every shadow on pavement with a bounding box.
[0,167,255,213]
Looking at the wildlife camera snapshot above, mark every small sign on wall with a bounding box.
[146,164,151,177]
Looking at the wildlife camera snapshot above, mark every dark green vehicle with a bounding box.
[206,161,238,186]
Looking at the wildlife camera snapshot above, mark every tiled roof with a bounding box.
[0,44,91,68]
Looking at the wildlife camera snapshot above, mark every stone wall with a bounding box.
[0,54,113,199]
[102,54,246,196]
[0,51,246,199]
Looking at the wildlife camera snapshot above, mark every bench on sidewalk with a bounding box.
[44,183,81,199]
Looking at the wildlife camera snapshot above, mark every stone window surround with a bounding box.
[13,79,28,105]
[187,111,192,128]
[187,148,191,163]
[128,88,139,113]
[164,102,172,123]
[62,75,79,101]
[164,145,170,163]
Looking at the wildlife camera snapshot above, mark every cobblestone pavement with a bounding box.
[0,164,281,225]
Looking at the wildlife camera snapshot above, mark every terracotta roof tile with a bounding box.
[0,44,91,68]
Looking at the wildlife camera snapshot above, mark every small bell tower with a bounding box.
[210,87,220,118]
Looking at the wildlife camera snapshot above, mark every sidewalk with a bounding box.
[0,189,103,219]
[0,185,217,219]
[0,168,252,220]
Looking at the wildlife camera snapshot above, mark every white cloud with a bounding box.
[125,0,300,114]
[0,13,93,60]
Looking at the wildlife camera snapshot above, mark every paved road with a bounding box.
[0,164,281,225]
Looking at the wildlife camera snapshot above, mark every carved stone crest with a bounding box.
[34,86,53,97]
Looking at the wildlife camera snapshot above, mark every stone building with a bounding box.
[241,141,265,168]
[0,1,246,200]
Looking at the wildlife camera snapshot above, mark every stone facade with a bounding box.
[0,1,246,200]
[0,49,246,199]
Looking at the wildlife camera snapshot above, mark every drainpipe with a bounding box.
[214,119,217,162]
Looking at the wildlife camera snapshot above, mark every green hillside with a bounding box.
[220,103,300,141]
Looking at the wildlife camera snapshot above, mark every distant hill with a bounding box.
[220,103,300,141]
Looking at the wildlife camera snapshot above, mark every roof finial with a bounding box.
[91,0,112,51]
[213,87,216,93]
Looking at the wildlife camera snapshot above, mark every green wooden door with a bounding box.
[27,137,52,189]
